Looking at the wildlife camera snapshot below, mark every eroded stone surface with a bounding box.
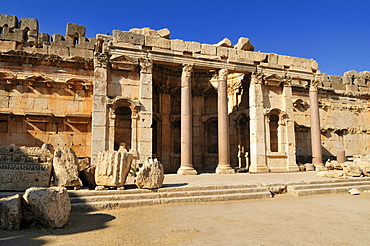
[23,187,70,228]
[0,145,53,191]
[95,148,133,187]
[53,147,82,187]
[135,158,164,189]
[0,194,24,230]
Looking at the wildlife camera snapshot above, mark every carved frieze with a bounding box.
[110,55,138,71]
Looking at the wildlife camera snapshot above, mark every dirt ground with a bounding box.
[1,193,370,246]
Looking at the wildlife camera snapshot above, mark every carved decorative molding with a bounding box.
[110,55,138,71]
[94,53,109,69]
[310,72,322,91]
[182,63,193,77]
[140,58,153,74]
[219,68,228,81]
[251,72,264,85]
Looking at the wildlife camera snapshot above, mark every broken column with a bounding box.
[95,147,133,188]
[337,150,346,163]
[177,64,197,175]
[309,72,326,171]
[52,147,82,187]
[215,68,235,174]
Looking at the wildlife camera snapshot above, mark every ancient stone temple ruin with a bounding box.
[1,14,370,174]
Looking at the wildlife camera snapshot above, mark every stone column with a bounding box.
[177,64,197,175]
[282,76,299,171]
[91,53,109,166]
[215,69,235,174]
[309,73,325,170]
[249,72,269,172]
[139,58,153,163]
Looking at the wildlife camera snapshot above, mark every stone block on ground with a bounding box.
[95,148,133,188]
[23,187,70,228]
[53,147,82,187]
[0,144,53,191]
[80,165,96,188]
[316,170,346,179]
[135,158,164,189]
[355,160,370,177]
[0,194,24,230]
[343,162,362,177]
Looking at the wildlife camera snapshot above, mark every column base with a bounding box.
[314,164,327,171]
[249,166,270,173]
[215,166,235,174]
[177,166,198,175]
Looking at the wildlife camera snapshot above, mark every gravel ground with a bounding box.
[1,193,370,246]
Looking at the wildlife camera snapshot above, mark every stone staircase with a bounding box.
[68,184,272,211]
[287,178,370,197]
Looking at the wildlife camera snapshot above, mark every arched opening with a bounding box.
[269,114,279,152]
[207,119,218,154]
[172,120,181,154]
[73,33,79,45]
[23,27,30,43]
[114,106,132,151]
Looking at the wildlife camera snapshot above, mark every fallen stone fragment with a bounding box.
[135,158,164,189]
[316,170,346,179]
[0,194,24,230]
[348,188,360,195]
[343,162,362,177]
[95,147,133,188]
[80,165,96,188]
[53,147,82,187]
[23,187,71,228]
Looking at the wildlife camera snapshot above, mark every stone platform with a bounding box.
[2,172,370,211]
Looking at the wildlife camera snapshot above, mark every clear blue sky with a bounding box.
[1,0,369,76]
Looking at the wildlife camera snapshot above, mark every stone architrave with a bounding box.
[0,194,24,230]
[23,187,71,228]
[135,158,164,189]
[216,68,235,174]
[95,148,134,187]
[53,147,82,187]
[0,145,53,191]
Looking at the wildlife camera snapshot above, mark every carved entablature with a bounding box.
[110,55,138,71]
[264,74,283,87]
[66,78,93,90]
[140,58,153,74]
[94,53,109,69]
[182,63,193,77]
[26,75,53,86]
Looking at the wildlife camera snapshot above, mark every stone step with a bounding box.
[69,187,268,204]
[70,191,272,211]
[287,180,370,197]
[68,183,259,197]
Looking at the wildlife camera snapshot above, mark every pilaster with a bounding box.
[249,72,269,172]
[91,53,109,166]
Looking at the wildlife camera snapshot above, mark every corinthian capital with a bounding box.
[94,53,109,69]
[140,58,153,74]
[219,68,228,81]
[310,72,321,91]
[182,64,193,77]
[251,72,264,85]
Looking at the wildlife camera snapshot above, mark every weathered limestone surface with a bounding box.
[95,148,133,187]
[343,162,363,177]
[316,170,346,179]
[135,158,164,189]
[0,194,24,230]
[0,145,52,191]
[80,165,96,188]
[23,187,70,228]
[53,147,82,187]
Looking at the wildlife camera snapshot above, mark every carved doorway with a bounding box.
[114,106,132,151]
